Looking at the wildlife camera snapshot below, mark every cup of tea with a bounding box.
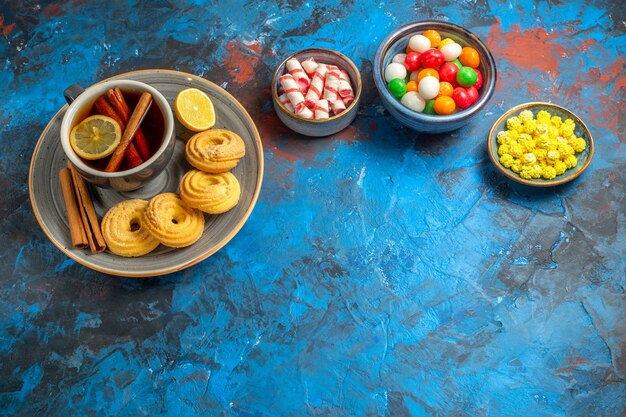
[60,79,175,191]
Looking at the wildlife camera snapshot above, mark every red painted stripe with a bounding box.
[308,84,321,97]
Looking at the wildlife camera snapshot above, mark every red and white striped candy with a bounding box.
[304,65,329,108]
[332,98,346,115]
[279,74,306,113]
[338,70,354,106]
[314,99,330,119]
[286,58,310,92]
[301,57,318,76]
[323,70,341,104]
[278,93,295,113]
[296,105,314,119]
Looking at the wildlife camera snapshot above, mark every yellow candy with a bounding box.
[559,123,574,136]
[535,123,549,135]
[547,150,560,162]
[554,161,567,175]
[509,143,524,158]
[541,166,556,180]
[550,116,563,127]
[558,144,574,156]
[565,154,578,169]
[548,126,559,139]
[523,140,537,152]
[523,153,537,164]
[500,154,514,168]
[497,130,510,145]
[523,119,537,134]
[534,148,547,160]
[495,109,585,180]
[536,110,551,123]
[438,38,455,49]
[572,137,586,153]
[520,168,533,179]
[531,164,542,179]
[519,110,534,123]
[506,116,521,131]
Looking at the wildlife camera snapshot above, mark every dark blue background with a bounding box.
[1,1,624,415]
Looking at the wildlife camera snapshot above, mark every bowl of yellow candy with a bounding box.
[488,102,594,187]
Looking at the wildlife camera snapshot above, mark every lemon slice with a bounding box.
[70,115,122,160]
[174,88,216,132]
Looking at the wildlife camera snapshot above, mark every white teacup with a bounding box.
[60,79,175,191]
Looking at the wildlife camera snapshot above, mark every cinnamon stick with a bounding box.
[105,92,152,172]
[94,96,124,126]
[59,167,89,249]
[68,163,106,254]
[94,96,144,169]
[106,88,151,161]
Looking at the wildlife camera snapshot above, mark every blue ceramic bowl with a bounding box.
[374,20,497,133]
[488,102,594,187]
[272,48,362,137]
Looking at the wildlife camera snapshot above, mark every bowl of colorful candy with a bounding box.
[488,102,594,187]
[271,48,362,137]
[374,20,496,133]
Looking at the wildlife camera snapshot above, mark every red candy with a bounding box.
[438,62,459,83]
[452,87,473,109]
[473,68,483,90]
[465,86,479,104]
[419,49,445,69]
[404,52,421,72]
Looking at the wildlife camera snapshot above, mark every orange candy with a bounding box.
[459,46,480,68]
[406,80,418,92]
[417,68,440,82]
[422,30,441,48]
[433,96,456,115]
[437,81,454,97]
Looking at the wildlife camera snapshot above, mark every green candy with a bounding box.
[457,66,478,87]
[451,59,463,69]
[388,78,407,99]
[423,99,436,115]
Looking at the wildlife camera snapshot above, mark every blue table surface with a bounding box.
[1,1,624,416]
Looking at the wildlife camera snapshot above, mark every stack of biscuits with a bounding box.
[100,129,246,257]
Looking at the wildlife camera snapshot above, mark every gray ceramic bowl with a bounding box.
[60,79,175,191]
[271,48,362,137]
[488,102,594,187]
[374,20,497,133]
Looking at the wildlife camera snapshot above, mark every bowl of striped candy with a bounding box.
[271,48,362,137]
[374,20,497,133]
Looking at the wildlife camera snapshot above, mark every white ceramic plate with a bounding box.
[29,69,264,277]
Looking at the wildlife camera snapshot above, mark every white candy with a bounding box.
[418,76,440,100]
[392,53,407,64]
[301,57,318,76]
[401,91,425,112]
[409,71,419,82]
[408,34,431,53]
[384,62,407,83]
[440,42,462,61]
